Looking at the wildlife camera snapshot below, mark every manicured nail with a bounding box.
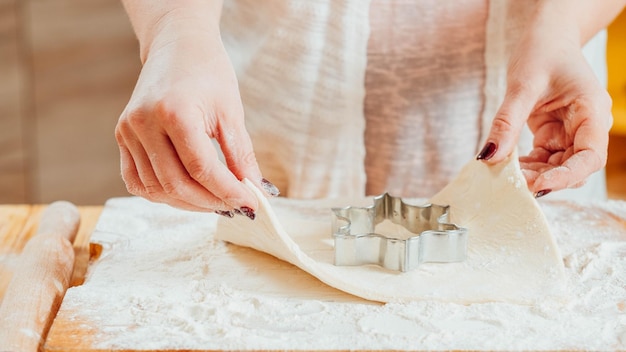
[239,206,256,220]
[534,189,552,198]
[261,178,280,197]
[215,210,234,218]
[476,142,497,161]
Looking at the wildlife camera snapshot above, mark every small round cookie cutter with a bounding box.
[331,193,468,272]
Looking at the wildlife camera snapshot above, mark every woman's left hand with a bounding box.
[477,16,613,197]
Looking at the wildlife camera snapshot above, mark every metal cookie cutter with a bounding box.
[331,193,468,272]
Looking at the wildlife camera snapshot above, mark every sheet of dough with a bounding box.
[216,153,566,303]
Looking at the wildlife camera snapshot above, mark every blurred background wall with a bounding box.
[0,0,140,205]
[0,2,624,205]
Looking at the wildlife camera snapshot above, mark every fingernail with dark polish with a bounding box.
[215,210,234,218]
[239,206,256,220]
[233,208,243,216]
[534,189,552,198]
[261,178,280,197]
[476,142,497,161]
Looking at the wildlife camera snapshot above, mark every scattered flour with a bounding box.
[58,197,626,350]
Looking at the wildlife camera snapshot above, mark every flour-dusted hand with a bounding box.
[477,0,625,197]
[116,1,278,216]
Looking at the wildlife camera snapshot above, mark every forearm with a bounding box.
[121,0,223,63]
[532,0,626,45]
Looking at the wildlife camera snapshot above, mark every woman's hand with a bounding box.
[115,26,277,216]
[477,5,614,197]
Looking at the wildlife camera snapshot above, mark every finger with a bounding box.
[531,149,604,194]
[546,149,573,166]
[519,148,552,164]
[520,168,539,190]
[117,126,164,199]
[164,106,259,212]
[118,120,209,212]
[519,161,554,174]
[117,142,144,196]
[521,150,569,168]
[477,81,541,163]
[216,106,279,197]
[142,132,233,211]
[519,147,559,192]
[520,159,558,191]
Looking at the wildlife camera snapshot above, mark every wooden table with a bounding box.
[5,199,625,351]
[0,204,103,319]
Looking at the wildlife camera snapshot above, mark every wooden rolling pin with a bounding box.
[0,201,80,352]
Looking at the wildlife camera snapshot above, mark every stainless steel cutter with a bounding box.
[331,193,467,272]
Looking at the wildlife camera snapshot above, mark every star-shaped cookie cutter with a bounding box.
[331,193,468,272]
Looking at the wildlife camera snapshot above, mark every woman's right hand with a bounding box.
[115,24,277,217]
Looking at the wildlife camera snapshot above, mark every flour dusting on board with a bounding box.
[58,197,626,350]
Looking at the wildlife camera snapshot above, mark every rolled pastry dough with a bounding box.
[216,153,566,303]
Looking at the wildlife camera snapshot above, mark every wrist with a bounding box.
[531,0,626,46]
[121,1,223,64]
[144,18,221,65]
[529,0,581,45]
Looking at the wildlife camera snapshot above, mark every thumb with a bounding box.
[477,84,539,163]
